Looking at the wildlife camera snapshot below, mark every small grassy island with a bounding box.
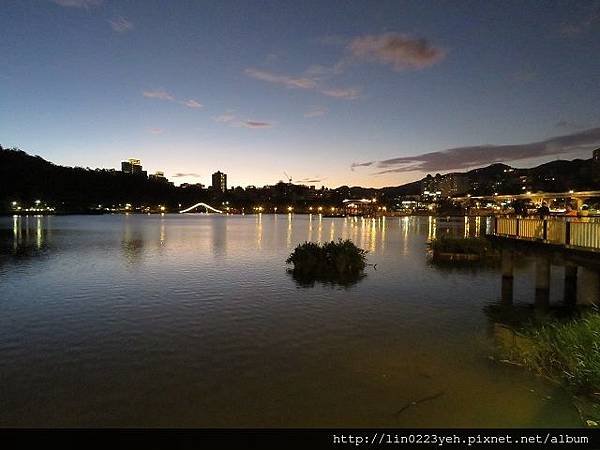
[428,236,499,263]
[286,240,367,287]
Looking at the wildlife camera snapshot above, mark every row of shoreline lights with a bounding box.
[250,198,380,213]
[111,205,343,213]
[250,206,340,213]
[11,200,55,212]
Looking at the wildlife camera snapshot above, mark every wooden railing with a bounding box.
[492,217,600,251]
[570,222,600,249]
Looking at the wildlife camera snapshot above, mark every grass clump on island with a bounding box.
[286,239,367,284]
[428,236,500,266]
[429,236,497,256]
[506,312,600,395]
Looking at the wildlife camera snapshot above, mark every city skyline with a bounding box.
[2,1,600,188]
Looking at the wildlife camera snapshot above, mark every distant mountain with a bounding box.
[1,145,599,214]
[466,163,512,177]
[0,147,186,212]
[379,180,422,197]
[397,158,600,196]
[0,146,422,212]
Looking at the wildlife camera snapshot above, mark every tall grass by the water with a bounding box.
[509,313,600,394]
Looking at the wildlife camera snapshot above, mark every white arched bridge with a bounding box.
[179,202,223,214]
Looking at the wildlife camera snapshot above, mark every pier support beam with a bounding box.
[501,249,514,304]
[564,263,578,305]
[535,257,551,307]
[577,267,600,305]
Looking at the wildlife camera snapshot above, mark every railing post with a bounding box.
[515,218,520,237]
[501,249,514,304]
[565,221,571,246]
[577,267,600,305]
[543,220,548,241]
[535,257,551,308]
[564,263,578,305]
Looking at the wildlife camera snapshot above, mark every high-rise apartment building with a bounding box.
[212,171,227,192]
[121,158,146,176]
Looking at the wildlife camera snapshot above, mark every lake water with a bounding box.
[0,214,582,426]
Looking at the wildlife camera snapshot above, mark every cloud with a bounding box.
[147,127,164,135]
[304,106,327,118]
[244,68,317,89]
[143,91,203,110]
[142,90,174,101]
[353,127,600,174]
[560,24,585,37]
[314,35,349,47]
[512,69,537,82]
[213,113,236,123]
[242,120,272,129]
[109,16,134,33]
[50,0,102,8]
[560,9,600,37]
[304,63,344,78]
[212,111,272,129]
[297,177,325,184]
[181,99,203,108]
[244,67,359,100]
[555,120,585,130]
[320,87,360,99]
[171,173,202,178]
[265,53,281,63]
[350,161,375,171]
[245,31,443,101]
[347,33,446,71]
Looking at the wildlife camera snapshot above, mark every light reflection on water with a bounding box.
[0,214,581,427]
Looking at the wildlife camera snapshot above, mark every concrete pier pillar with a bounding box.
[535,257,551,307]
[564,263,578,305]
[501,249,514,304]
[577,267,600,305]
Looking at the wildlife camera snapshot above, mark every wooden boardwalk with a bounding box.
[492,217,600,253]
[488,217,600,305]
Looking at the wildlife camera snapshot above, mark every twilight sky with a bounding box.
[1,0,600,188]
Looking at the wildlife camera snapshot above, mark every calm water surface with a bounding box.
[0,214,581,426]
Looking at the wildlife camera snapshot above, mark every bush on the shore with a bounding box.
[505,312,600,395]
[286,240,367,277]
